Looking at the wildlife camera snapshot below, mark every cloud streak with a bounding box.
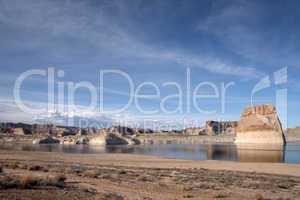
[196,0,300,68]
[0,0,264,78]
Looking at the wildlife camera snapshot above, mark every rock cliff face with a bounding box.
[235,104,286,144]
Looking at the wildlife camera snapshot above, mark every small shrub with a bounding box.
[103,193,124,200]
[138,175,154,182]
[100,174,112,180]
[19,176,39,189]
[0,176,19,189]
[255,193,264,200]
[215,193,227,198]
[49,174,67,188]
[277,183,290,189]
[183,194,194,198]
[54,174,66,182]
[17,164,28,170]
[28,165,43,171]
[83,170,99,178]
[10,162,19,169]
[43,168,49,172]
[83,187,97,194]
[118,170,127,175]
[0,174,67,189]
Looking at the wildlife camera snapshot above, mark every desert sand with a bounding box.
[0,149,300,199]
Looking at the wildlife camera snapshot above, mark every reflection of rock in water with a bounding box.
[236,144,284,162]
[206,144,237,161]
[207,144,285,162]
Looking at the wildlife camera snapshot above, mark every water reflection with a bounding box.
[206,144,285,162]
[235,144,285,162]
[0,142,299,163]
[207,144,237,161]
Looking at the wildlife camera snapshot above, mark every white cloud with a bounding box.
[196,0,300,68]
[154,51,263,78]
[0,98,127,127]
[0,0,264,78]
[0,98,241,129]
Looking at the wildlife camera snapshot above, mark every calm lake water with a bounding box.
[1,143,300,163]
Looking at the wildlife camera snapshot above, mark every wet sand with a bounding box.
[0,149,300,199]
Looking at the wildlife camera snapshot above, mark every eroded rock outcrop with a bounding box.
[33,136,60,144]
[235,104,286,144]
[106,132,135,145]
[75,136,89,144]
[12,128,25,135]
[89,134,106,145]
[206,121,238,136]
[183,128,206,135]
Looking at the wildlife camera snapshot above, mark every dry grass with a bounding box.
[0,176,19,189]
[214,192,228,198]
[50,174,67,187]
[0,174,67,189]
[19,175,39,189]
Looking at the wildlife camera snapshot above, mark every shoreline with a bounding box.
[0,149,300,177]
[1,134,300,145]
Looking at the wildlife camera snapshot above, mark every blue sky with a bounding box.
[0,0,299,129]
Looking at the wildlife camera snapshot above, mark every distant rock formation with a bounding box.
[75,136,89,144]
[182,121,238,136]
[89,134,106,145]
[286,126,300,142]
[287,126,300,135]
[235,104,286,144]
[106,132,135,145]
[12,128,25,135]
[183,128,206,135]
[0,123,32,135]
[109,126,154,135]
[206,121,238,136]
[33,136,60,144]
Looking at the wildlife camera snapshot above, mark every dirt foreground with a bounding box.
[0,149,300,199]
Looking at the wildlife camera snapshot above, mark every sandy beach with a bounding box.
[0,149,300,200]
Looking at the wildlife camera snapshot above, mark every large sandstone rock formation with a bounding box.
[235,104,286,144]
